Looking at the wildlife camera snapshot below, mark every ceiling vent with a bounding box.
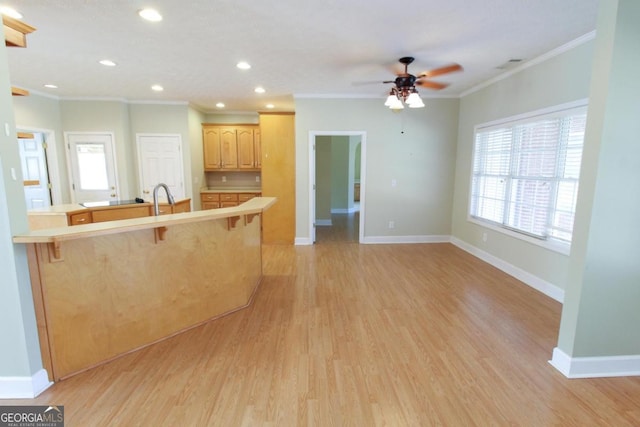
[496,59,523,70]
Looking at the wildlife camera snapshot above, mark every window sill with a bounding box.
[467,216,571,256]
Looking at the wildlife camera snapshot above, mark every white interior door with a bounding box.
[66,132,118,203]
[136,134,184,202]
[18,132,51,209]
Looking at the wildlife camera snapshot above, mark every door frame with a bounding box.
[135,133,185,201]
[16,125,62,205]
[308,130,366,243]
[64,131,119,203]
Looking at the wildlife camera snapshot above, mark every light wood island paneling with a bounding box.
[14,197,275,381]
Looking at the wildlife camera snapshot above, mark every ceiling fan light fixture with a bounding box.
[389,97,404,110]
[406,91,424,108]
[384,92,398,107]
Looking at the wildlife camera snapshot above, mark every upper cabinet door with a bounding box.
[237,127,256,169]
[253,128,261,169]
[203,127,221,170]
[220,128,238,169]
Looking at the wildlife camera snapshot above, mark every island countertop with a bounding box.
[15,197,275,244]
[14,196,276,381]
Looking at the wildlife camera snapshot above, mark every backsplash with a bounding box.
[205,171,261,189]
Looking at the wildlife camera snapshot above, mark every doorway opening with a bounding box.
[17,126,62,208]
[309,131,366,244]
[65,132,119,203]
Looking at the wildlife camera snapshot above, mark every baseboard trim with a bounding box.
[450,237,564,303]
[550,347,640,378]
[0,369,52,399]
[331,208,358,214]
[295,237,313,245]
[361,235,451,244]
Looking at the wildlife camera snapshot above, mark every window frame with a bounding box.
[467,100,588,255]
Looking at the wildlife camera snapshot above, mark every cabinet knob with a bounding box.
[110,193,116,197]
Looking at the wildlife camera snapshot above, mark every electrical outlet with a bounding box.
[256,175,260,182]
[389,221,395,229]
[391,179,397,187]
[482,232,488,242]
[222,176,227,182]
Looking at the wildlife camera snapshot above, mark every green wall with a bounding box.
[12,97,195,204]
[451,38,595,293]
[0,37,42,381]
[558,0,640,358]
[295,97,460,241]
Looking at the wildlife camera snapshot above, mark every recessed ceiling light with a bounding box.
[216,102,225,108]
[43,84,58,89]
[236,61,251,70]
[265,104,275,109]
[99,59,116,67]
[0,7,23,19]
[138,8,162,22]
[151,85,164,92]
[254,87,266,94]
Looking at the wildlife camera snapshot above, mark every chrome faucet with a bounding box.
[152,183,175,216]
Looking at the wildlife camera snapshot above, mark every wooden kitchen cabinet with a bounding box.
[238,193,260,203]
[157,198,191,215]
[259,112,295,244]
[200,193,220,210]
[68,211,92,226]
[220,128,238,169]
[237,127,261,169]
[203,126,222,170]
[203,124,260,171]
[91,205,151,223]
[200,192,261,210]
[203,126,238,170]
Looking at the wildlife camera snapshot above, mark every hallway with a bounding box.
[314,212,359,244]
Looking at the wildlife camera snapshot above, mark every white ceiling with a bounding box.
[5,0,599,113]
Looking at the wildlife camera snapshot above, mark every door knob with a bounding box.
[110,193,116,197]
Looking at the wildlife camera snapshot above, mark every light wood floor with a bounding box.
[4,215,640,426]
[315,211,360,244]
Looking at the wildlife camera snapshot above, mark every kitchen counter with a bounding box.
[200,187,261,193]
[27,199,191,230]
[28,204,88,214]
[14,197,276,381]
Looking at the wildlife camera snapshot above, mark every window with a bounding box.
[469,103,587,248]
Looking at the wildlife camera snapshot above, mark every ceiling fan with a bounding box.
[382,56,463,109]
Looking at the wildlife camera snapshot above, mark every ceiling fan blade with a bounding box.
[417,63,463,78]
[416,80,449,90]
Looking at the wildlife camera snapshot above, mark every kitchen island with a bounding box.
[13,197,276,381]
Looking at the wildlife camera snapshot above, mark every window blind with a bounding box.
[470,107,587,243]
